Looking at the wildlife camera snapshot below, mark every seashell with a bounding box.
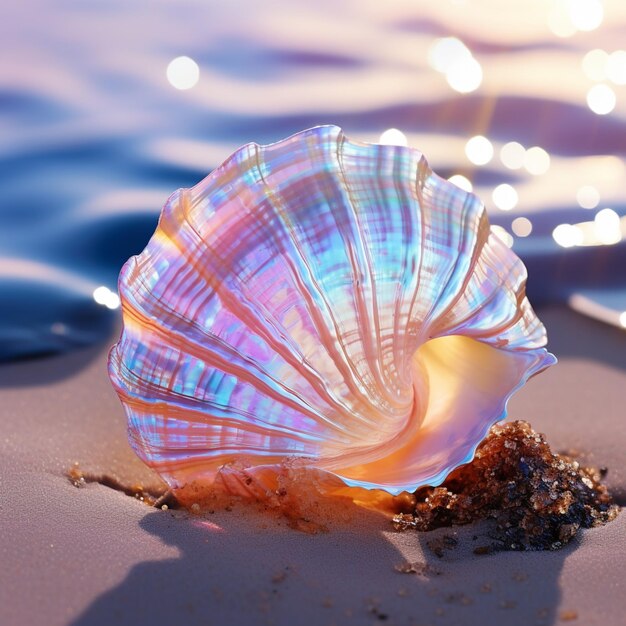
[108,125,555,499]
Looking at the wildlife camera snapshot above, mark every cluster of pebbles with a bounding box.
[393,421,619,551]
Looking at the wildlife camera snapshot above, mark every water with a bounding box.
[2,0,625,361]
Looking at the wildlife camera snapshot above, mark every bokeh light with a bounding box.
[549,0,603,37]
[606,50,626,85]
[524,147,550,175]
[511,217,533,237]
[553,211,626,248]
[553,223,583,248]
[93,286,121,310]
[428,37,470,73]
[548,1,577,37]
[379,128,408,146]
[586,84,616,115]
[500,142,526,170]
[492,184,518,211]
[428,37,482,94]
[582,49,609,81]
[446,56,483,93]
[447,174,473,193]
[594,208,622,245]
[568,0,604,32]
[166,56,200,90]
[576,185,600,209]
[465,136,493,165]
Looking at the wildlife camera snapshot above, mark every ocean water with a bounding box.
[1,0,625,361]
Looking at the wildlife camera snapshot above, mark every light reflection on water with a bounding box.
[1,0,625,360]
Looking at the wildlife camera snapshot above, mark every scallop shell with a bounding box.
[108,125,555,498]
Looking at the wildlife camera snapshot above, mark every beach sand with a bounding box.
[1,306,624,626]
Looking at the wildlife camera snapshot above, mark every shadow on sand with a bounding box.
[71,506,570,626]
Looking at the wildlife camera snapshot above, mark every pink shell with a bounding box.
[108,126,555,496]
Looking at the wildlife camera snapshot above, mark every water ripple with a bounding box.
[2,0,626,359]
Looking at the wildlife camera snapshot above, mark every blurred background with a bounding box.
[1,0,625,361]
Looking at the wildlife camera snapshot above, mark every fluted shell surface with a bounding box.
[109,125,555,496]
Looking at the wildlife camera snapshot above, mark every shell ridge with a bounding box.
[120,392,333,448]
[114,301,358,441]
[317,358,430,473]
[417,176,483,338]
[120,394,331,451]
[483,234,549,349]
[294,129,389,410]
[334,133,403,410]
[504,299,549,350]
[137,185,379,444]
[428,220,512,341]
[112,399,337,472]
[424,202,544,352]
[398,153,430,380]
[111,358,342,471]
[162,186,361,426]
[459,255,531,345]
[422,190,489,337]
[399,153,430,365]
[388,149,420,386]
[436,232,538,347]
[330,143,445,467]
[252,136,378,413]
[190,137,266,206]
[252,138,398,429]
[318,397,425,470]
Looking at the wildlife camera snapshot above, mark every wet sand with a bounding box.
[1,306,624,626]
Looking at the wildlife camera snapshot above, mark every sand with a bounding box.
[1,306,625,626]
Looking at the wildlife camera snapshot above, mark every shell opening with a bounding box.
[327,335,551,494]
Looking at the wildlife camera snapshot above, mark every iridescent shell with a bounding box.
[108,125,555,499]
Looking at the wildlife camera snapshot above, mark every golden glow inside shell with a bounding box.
[108,126,555,497]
